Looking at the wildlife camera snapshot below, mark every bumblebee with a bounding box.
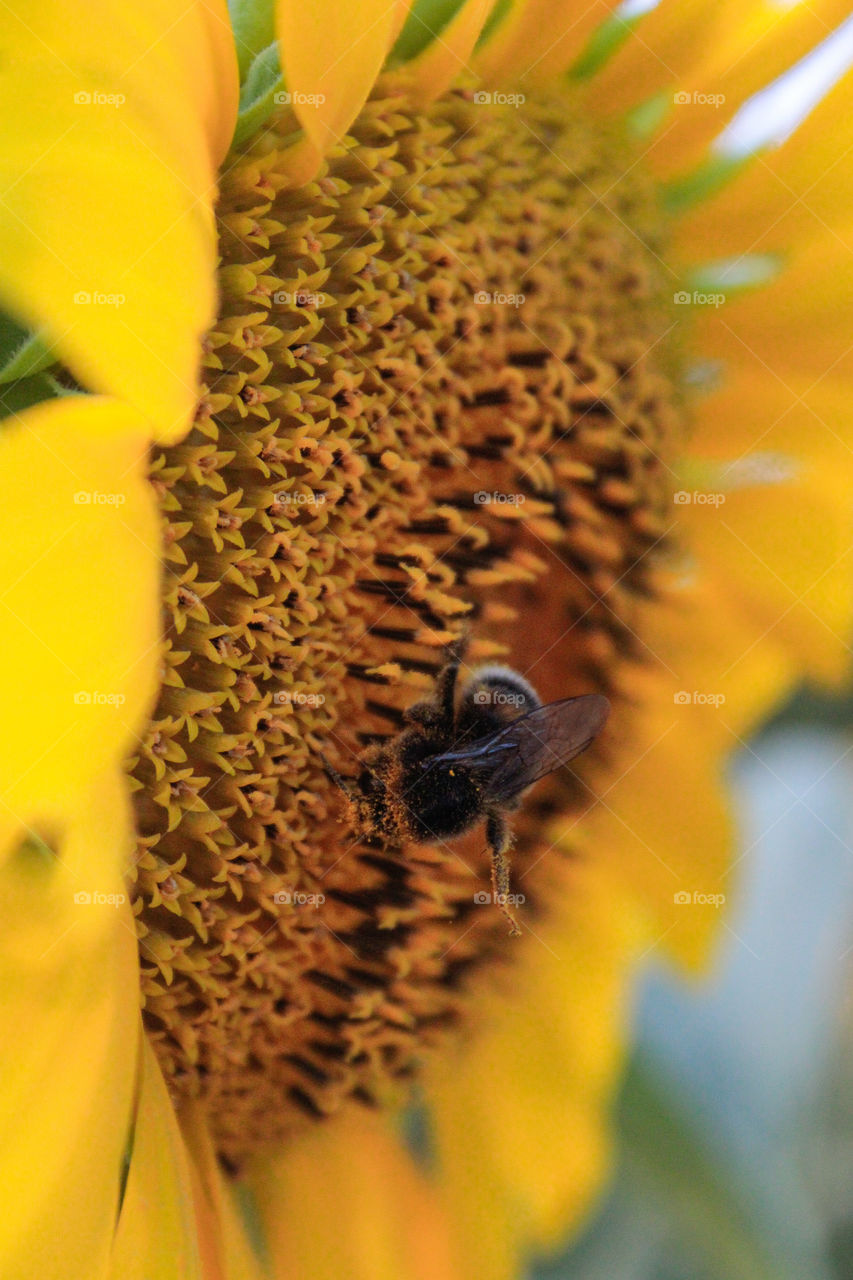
[324,640,610,934]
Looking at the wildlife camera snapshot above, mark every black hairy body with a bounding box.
[325,639,610,934]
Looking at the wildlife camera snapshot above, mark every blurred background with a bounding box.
[530,687,853,1280]
[523,20,853,1275]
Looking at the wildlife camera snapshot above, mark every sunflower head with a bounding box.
[126,78,687,1160]
[2,2,852,1276]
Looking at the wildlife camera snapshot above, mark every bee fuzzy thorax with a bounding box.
[460,665,541,722]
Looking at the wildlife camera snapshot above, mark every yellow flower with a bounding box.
[1,2,851,1279]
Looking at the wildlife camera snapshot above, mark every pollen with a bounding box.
[128,86,683,1162]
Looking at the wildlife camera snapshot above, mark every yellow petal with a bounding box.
[110,1038,204,1280]
[0,397,160,857]
[671,12,853,242]
[0,2,238,441]
[655,0,849,175]
[0,770,140,1280]
[684,234,853,382]
[674,261,853,691]
[598,0,849,166]
[581,647,737,970]
[588,430,853,970]
[671,244,852,416]
[249,1109,463,1280]
[643,568,797,746]
[426,858,643,1274]
[475,0,618,85]
[180,1102,268,1280]
[680,387,853,685]
[386,0,494,105]
[276,0,409,180]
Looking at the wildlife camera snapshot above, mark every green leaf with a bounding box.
[478,0,511,48]
[232,1181,272,1274]
[391,0,468,64]
[569,11,642,82]
[232,41,286,149]
[625,90,672,139]
[614,1052,831,1280]
[227,0,276,80]
[663,152,751,216]
[0,372,77,422]
[0,310,58,385]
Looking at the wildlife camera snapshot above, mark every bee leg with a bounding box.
[320,752,381,843]
[404,640,465,731]
[434,631,471,720]
[443,629,470,666]
[486,812,521,937]
[319,752,358,801]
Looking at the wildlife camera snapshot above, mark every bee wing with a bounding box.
[433,693,610,803]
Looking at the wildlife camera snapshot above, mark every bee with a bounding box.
[323,638,610,935]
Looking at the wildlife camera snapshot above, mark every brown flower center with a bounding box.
[128,85,684,1162]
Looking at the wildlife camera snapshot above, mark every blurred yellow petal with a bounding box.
[600,0,850,169]
[680,389,853,685]
[598,0,790,109]
[583,695,734,969]
[672,24,853,249]
[0,2,238,441]
[678,234,853,389]
[180,1102,267,1280]
[110,1039,203,1280]
[678,265,853,689]
[0,396,160,857]
[0,770,139,1280]
[426,858,643,1275]
[475,0,617,84]
[643,569,797,744]
[592,370,853,967]
[276,0,409,180]
[249,1110,463,1280]
[387,0,494,105]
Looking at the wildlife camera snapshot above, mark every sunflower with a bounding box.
[1,1,851,1277]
